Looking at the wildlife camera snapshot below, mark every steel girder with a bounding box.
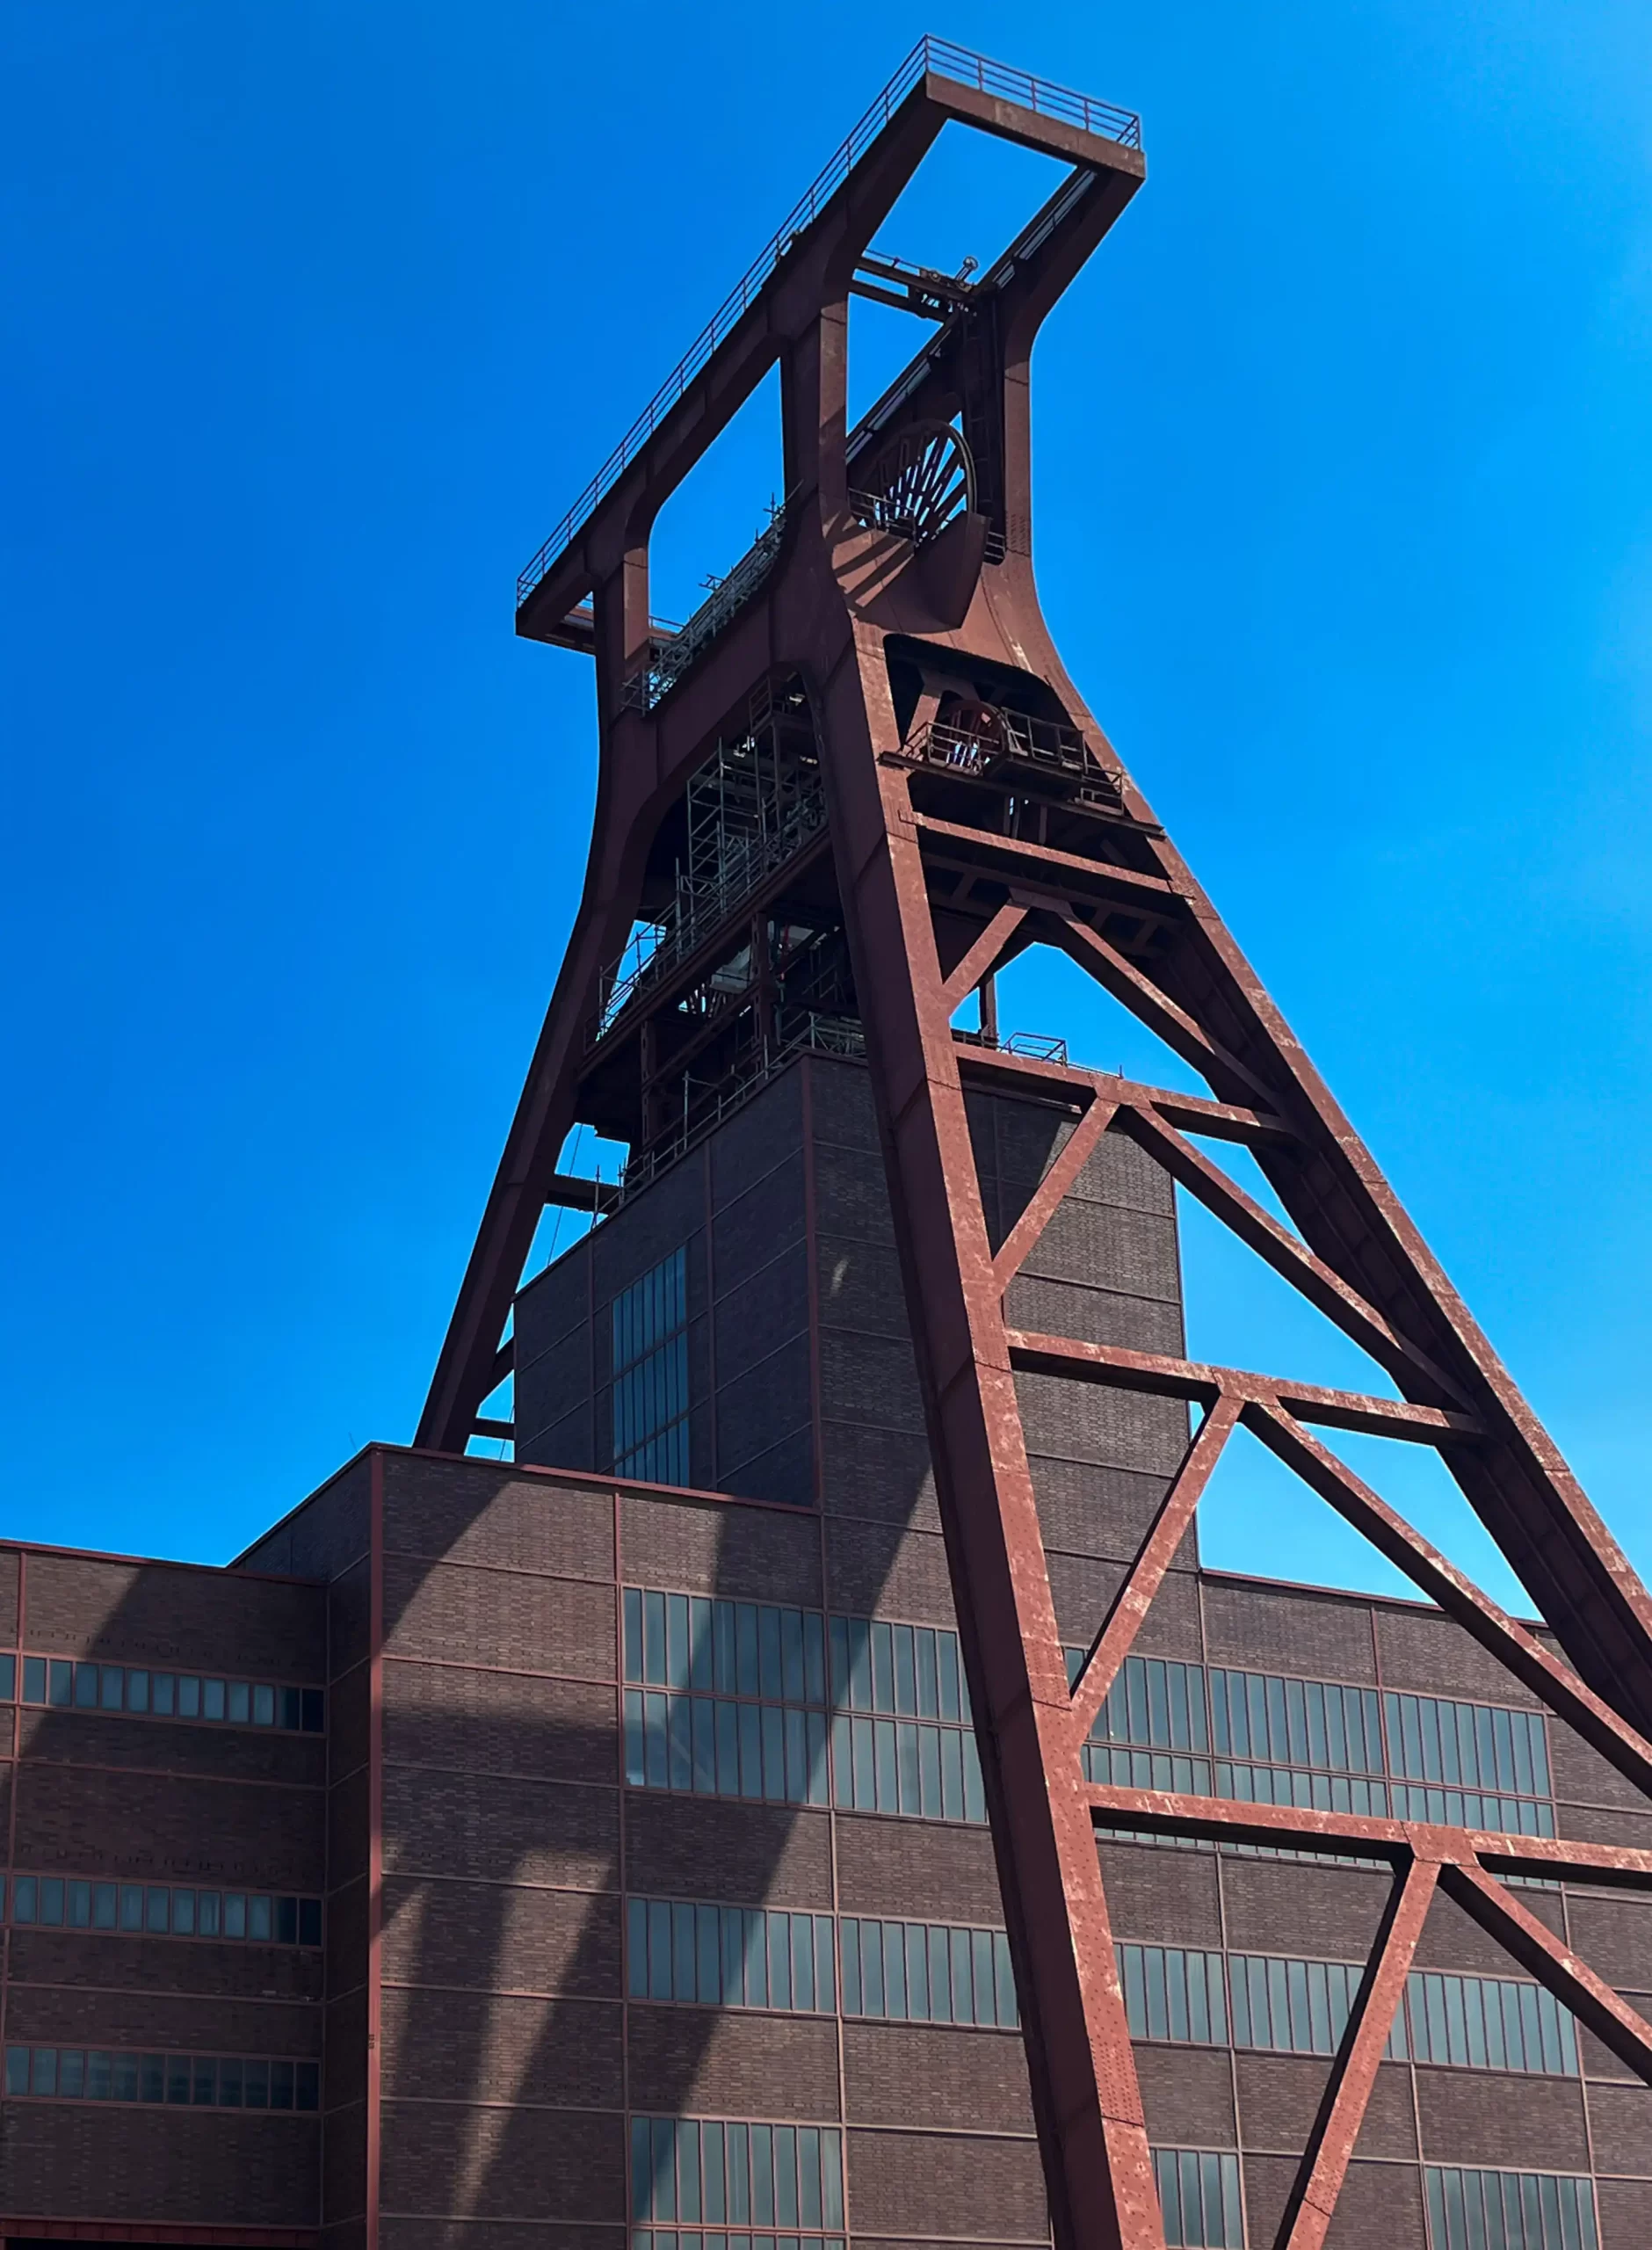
[420,47,1652,2250]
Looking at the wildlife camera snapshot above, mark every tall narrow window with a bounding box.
[613,1249,690,1484]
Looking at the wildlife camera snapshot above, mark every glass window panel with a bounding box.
[750,2122,775,2225]
[882,1922,907,2018]
[904,1922,930,2020]
[970,1928,994,2028]
[937,1634,960,1723]
[995,1932,1018,2028]
[815,1915,836,2014]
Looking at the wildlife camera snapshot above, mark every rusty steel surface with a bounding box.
[421,43,1652,2250]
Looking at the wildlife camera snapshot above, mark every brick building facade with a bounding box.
[2,1050,1648,2248]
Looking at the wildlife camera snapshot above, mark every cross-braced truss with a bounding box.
[421,40,1652,2250]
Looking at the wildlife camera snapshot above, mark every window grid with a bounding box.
[1070,1651,1554,1840]
[4,2045,319,2110]
[1425,2167,1598,2250]
[633,2234,842,2250]
[613,1251,690,1483]
[1153,2147,1243,2248]
[1229,1952,1407,2060]
[9,1656,322,1731]
[625,1588,986,1825]
[630,2116,844,2232]
[7,1876,320,1947]
[1117,1944,1228,2047]
[628,1899,835,2014]
[839,1916,1018,2029]
[627,1591,827,1702]
[623,1688,829,1806]
[1405,1971,1578,2077]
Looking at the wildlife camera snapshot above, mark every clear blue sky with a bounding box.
[3,3,1649,1614]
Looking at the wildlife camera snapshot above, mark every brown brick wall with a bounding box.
[12,1760,322,1887]
[1585,2080,1652,2174]
[844,2022,1033,2132]
[16,1704,326,1787]
[1098,1840,1221,1946]
[621,1491,820,1606]
[384,1458,612,1582]
[1218,1857,1391,1960]
[1134,2043,1235,2145]
[4,1983,318,2054]
[836,1813,1003,1924]
[381,1986,622,2107]
[382,2226,623,2250]
[1414,2065,1590,2167]
[0,2102,320,2224]
[625,1795,830,1908]
[1233,2054,1412,2157]
[1600,2180,1652,2248]
[22,1550,325,1678]
[384,1664,617,1787]
[844,2126,1047,2239]
[8,1926,323,2001]
[1202,1579,1378,1681]
[1238,2155,1429,2250]
[381,1767,617,1889]
[381,1877,620,1997]
[383,1557,614,1679]
[627,2004,839,2118]
[379,2101,627,2222]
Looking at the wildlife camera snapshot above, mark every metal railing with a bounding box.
[516,39,1141,607]
[620,504,790,711]
[616,1010,867,1197]
[898,712,1126,800]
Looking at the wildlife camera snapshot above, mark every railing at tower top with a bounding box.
[620,504,792,713]
[515,38,1142,608]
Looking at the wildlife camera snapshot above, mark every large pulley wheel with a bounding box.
[852,419,976,547]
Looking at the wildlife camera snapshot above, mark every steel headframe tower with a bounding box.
[420,40,1652,2250]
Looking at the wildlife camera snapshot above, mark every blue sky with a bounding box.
[3,2,1649,1613]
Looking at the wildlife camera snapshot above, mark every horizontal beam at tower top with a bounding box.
[512,36,1144,622]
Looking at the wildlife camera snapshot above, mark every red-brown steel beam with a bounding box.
[1004,1332,1484,1443]
[1250,1404,1652,1799]
[829,664,1164,2250]
[1083,1782,1652,1885]
[1277,1854,1439,2250]
[1068,1395,1242,1737]
[991,1096,1118,1291]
